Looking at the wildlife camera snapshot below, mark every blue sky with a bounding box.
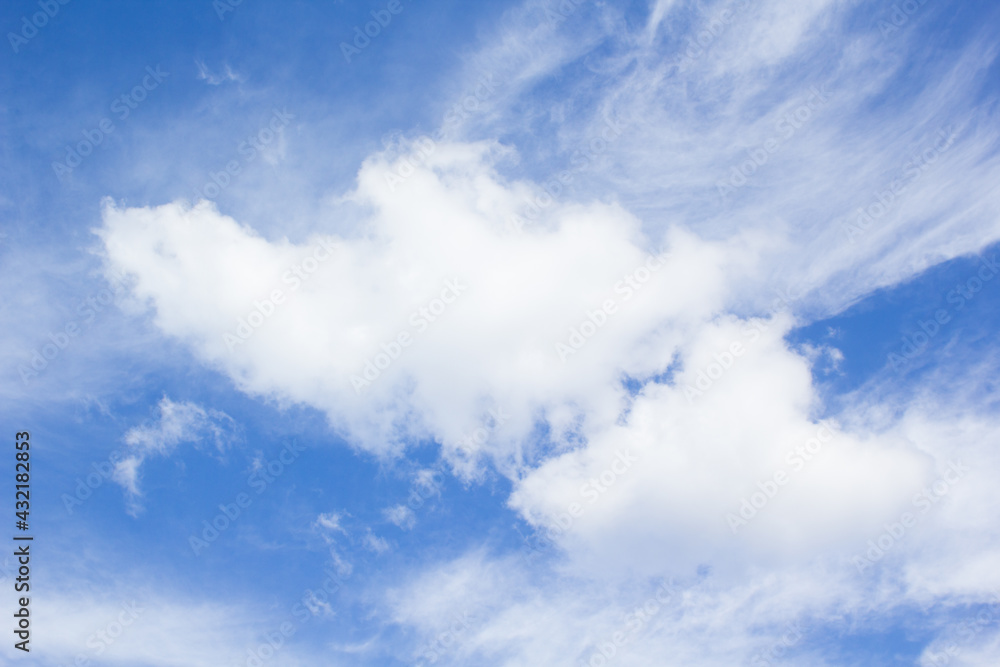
[3,0,1000,665]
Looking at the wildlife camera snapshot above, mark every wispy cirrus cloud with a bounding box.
[113,396,241,515]
[63,0,1000,664]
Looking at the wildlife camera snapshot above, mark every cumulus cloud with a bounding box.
[509,313,934,577]
[98,136,999,664]
[92,0,1000,662]
[98,141,741,469]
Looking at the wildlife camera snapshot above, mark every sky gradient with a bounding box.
[2,0,1000,665]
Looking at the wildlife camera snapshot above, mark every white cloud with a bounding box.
[97,148,971,579]
[113,396,240,515]
[195,60,243,86]
[382,549,857,666]
[458,0,1000,321]
[313,511,354,576]
[371,372,1000,664]
[315,511,347,535]
[98,142,739,469]
[91,0,1000,662]
[509,314,934,577]
[15,585,314,667]
[383,504,416,530]
[363,529,390,554]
